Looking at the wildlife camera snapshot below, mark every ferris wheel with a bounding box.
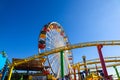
[38,22,73,78]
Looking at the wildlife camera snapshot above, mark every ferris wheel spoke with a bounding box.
[56,66,60,78]
[47,40,56,47]
[52,64,58,74]
[56,56,61,78]
[46,44,54,49]
[46,37,57,48]
[52,61,60,77]
[50,53,60,77]
[46,40,54,47]
[46,33,54,41]
[64,60,69,75]
[48,54,58,63]
[56,65,61,78]
[47,30,56,41]
[51,55,59,66]
[46,39,56,48]
[51,54,60,67]
[64,53,71,75]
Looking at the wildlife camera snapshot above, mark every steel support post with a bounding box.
[60,51,64,80]
[97,44,109,79]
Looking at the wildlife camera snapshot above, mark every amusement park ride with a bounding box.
[0,22,120,80]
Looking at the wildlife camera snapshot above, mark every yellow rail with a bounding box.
[74,56,120,66]
[73,59,120,70]
[79,63,120,70]
[7,40,120,80]
[85,56,120,62]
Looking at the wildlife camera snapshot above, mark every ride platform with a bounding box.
[12,58,50,71]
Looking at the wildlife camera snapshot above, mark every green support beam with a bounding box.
[60,51,64,79]
[113,66,120,80]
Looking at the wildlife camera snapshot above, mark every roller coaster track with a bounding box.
[84,63,120,70]
[72,63,120,74]
[87,56,120,62]
[7,40,120,80]
[74,57,120,70]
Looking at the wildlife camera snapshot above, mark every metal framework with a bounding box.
[7,40,120,80]
[74,57,120,70]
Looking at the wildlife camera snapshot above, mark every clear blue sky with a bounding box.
[0,0,120,76]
